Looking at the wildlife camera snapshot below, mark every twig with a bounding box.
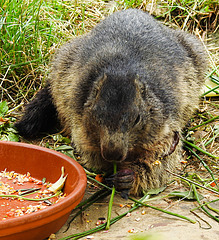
[182,1,197,30]
[191,198,219,211]
[87,175,112,191]
[206,65,219,78]
[190,210,212,229]
[0,191,61,201]
[192,184,219,223]
[185,146,219,189]
[105,162,117,230]
[182,139,219,159]
[18,187,41,196]
[58,195,146,240]
[166,169,219,195]
[210,76,219,84]
[83,168,97,177]
[188,115,219,131]
[74,188,109,210]
[128,196,196,224]
[206,203,219,214]
[201,85,219,97]
[1,58,42,69]
[64,188,111,232]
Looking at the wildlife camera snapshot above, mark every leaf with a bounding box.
[53,134,71,143]
[7,132,19,142]
[0,101,8,117]
[55,145,73,151]
[7,127,18,133]
[0,135,8,141]
[145,185,167,195]
[62,137,71,144]
[214,124,219,135]
[48,167,67,193]
[169,191,204,200]
[52,134,63,141]
[63,150,75,158]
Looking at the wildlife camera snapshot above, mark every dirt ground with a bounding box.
[51,32,219,240]
[44,100,218,240]
[53,94,219,240]
[54,184,219,240]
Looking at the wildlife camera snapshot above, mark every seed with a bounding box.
[86,236,94,239]
[141,210,146,215]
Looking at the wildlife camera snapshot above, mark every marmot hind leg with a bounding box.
[14,86,58,138]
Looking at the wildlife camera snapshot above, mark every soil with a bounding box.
[54,185,219,240]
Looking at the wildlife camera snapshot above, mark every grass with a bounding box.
[155,0,219,32]
[0,0,109,105]
[1,0,218,106]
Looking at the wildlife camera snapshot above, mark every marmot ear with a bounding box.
[134,75,146,98]
[84,73,107,108]
[94,73,107,95]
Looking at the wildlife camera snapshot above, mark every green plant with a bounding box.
[157,0,218,32]
[0,0,107,105]
[0,101,19,141]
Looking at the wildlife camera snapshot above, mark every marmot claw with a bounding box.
[106,169,134,199]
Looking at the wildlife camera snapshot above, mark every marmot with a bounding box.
[15,9,207,197]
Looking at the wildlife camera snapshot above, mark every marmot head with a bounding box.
[82,73,167,163]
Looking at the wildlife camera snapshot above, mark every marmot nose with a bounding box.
[101,147,126,162]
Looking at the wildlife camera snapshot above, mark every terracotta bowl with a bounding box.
[0,141,87,240]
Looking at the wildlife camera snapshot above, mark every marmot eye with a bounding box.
[149,107,154,114]
[133,115,140,127]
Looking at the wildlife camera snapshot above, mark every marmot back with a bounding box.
[15,9,207,197]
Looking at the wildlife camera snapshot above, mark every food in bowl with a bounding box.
[0,168,66,221]
[0,141,87,240]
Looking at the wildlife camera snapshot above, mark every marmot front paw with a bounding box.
[106,169,135,199]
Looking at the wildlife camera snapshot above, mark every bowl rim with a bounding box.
[0,141,87,231]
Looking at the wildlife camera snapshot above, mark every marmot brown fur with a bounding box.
[15,9,207,197]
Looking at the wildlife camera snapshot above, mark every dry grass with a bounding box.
[1,0,218,108]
